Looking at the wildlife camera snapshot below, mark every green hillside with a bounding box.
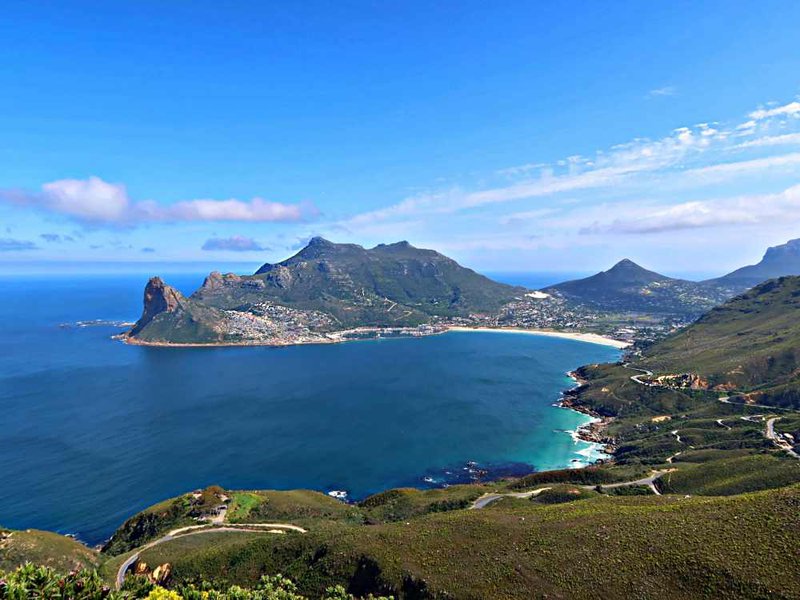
[0,527,99,572]
[96,484,800,599]
[200,238,524,325]
[641,276,800,407]
[127,239,526,343]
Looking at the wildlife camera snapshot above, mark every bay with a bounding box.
[0,274,619,545]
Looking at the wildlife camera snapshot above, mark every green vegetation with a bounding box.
[228,491,362,527]
[0,564,390,600]
[103,486,229,556]
[0,528,99,572]
[656,454,800,496]
[357,486,484,524]
[641,276,800,408]
[506,465,646,490]
[129,238,527,343]
[529,485,594,503]
[227,493,263,521]
[126,486,800,599]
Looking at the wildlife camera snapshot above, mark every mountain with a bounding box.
[545,259,727,315]
[127,238,525,344]
[642,275,800,408]
[708,237,800,290]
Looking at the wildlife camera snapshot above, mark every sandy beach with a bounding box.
[446,326,631,349]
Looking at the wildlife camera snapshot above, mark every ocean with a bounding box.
[0,272,619,545]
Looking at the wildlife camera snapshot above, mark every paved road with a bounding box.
[115,523,307,589]
[766,417,800,459]
[624,363,654,386]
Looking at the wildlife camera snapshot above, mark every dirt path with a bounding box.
[470,470,670,509]
[115,523,307,589]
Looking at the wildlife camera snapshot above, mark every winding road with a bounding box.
[624,363,655,386]
[115,523,307,589]
[766,417,800,459]
[469,470,668,509]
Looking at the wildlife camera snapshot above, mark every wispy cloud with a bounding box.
[1,176,317,226]
[647,86,677,98]
[735,132,800,149]
[749,101,800,121]
[201,235,269,252]
[40,233,75,243]
[581,184,800,235]
[0,238,38,251]
[337,99,800,241]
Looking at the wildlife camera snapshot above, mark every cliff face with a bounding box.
[128,277,185,336]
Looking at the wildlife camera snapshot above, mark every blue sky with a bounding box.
[2,1,800,276]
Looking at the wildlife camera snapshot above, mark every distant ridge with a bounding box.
[544,259,724,315]
[708,238,800,290]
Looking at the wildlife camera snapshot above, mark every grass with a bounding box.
[229,490,363,527]
[0,528,99,572]
[656,454,800,496]
[120,485,800,599]
[226,492,263,521]
[358,485,485,524]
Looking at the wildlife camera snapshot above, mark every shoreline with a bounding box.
[445,326,630,349]
[120,325,630,349]
[558,370,616,459]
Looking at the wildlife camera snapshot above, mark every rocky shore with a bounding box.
[560,370,616,456]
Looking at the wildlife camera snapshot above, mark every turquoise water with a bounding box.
[0,275,619,545]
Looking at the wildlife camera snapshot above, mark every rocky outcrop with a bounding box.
[128,277,185,336]
[199,271,242,292]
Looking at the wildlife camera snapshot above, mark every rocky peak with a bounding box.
[200,271,241,292]
[763,238,800,261]
[128,277,184,336]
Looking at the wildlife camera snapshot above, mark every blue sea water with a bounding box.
[0,274,619,545]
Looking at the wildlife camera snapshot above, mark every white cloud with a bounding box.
[736,132,800,149]
[1,176,314,226]
[41,177,129,222]
[582,184,800,235]
[682,152,800,182]
[749,101,800,121]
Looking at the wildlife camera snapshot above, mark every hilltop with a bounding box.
[544,259,728,316]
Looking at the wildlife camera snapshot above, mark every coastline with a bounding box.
[558,370,615,460]
[120,325,630,349]
[445,326,630,349]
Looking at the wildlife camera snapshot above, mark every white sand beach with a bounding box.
[446,326,631,349]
